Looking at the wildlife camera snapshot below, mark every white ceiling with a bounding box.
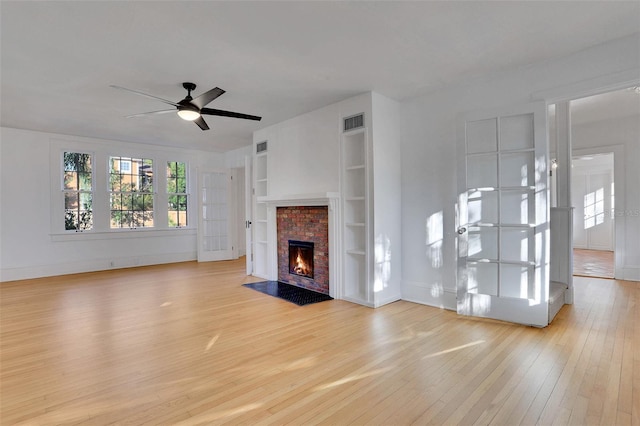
[1,1,639,152]
[570,87,640,126]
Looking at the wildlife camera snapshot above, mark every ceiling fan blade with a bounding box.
[194,116,210,131]
[110,85,179,107]
[192,87,225,109]
[201,107,262,121]
[125,109,176,118]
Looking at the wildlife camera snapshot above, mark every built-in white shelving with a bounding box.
[253,148,269,278]
[341,128,369,303]
[340,101,402,308]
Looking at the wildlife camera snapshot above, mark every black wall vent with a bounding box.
[343,113,364,132]
[256,141,268,153]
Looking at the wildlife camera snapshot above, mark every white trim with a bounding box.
[50,227,196,242]
[531,69,640,103]
[0,251,196,282]
[258,192,340,204]
[401,280,457,311]
[619,266,640,282]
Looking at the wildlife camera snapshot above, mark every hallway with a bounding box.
[573,248,614,279]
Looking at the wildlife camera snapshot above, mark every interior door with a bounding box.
[572,164,614,251]
[244,156,253,274]
[457,102,550,327]
[197,169,233,262]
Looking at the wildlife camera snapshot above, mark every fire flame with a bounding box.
[294,252,311,276]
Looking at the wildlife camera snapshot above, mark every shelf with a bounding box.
[346,165,365,171]
[253,148,268,280]
[346,249,366,256]
[342,125,368,305]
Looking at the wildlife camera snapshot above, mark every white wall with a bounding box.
[254,93,372,196]
[371,92,403,305]
[401,33,640,308]
[225,145,252,169]
[0,127,224,281]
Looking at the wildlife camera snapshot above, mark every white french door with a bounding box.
[457,102,550,327]
[197,169,233,262]
[572,165,614,251]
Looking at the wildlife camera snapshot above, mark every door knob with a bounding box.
[457,227,467,235]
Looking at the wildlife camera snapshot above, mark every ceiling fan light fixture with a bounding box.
[177,107,200,121]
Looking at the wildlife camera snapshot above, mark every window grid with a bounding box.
[109,156,154,229]
[167,161,188,228]
[63,152,93,231]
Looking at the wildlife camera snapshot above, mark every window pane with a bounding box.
[64,172,77,190]
[167,161,188,228]
[79,172,92,191]
[111,211,122,228]
[63,152,92,231]
[177,177,186,193]
[167,162,177,178]
[178,195,187,211]
[110,172,122,191]
[110,156,154,229]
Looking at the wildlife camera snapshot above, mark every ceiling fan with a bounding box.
[110,82,262,131]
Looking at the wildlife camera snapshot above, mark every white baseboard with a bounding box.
[401,280,457,311]
[618,266,640,282]
[373,292,402,308]
[0,251,196,282]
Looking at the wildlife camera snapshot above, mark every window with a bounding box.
[167,161,188,227]
[119,160,131,172]
[109,156,154,228]
[63,152,93,230]
[584,187,604,230]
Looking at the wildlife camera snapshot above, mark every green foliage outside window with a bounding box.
[63,152,93,230]
[109,157,154,228]
[167,161,188,227]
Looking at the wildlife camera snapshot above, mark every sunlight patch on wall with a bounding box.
[374,234,391,292]
[426,211,443,269]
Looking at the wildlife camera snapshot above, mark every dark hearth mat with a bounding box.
[243,281,333,306]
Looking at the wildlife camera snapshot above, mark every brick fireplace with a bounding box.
[277,206,329,294]
[260,193,341,299]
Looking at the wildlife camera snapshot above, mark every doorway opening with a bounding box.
[550,86,638,282]
[571,152,615,279]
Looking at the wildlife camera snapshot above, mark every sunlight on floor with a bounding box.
[177,402,264,424]
[282,356,318,371]
[204,334,220,352]
[314,366,395,391]
[423,340,485,359]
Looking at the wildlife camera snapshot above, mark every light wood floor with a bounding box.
[573,249,615,279]
[1,259,638,425]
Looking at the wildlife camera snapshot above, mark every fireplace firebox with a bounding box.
[288,240,314,279]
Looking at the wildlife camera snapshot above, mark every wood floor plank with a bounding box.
[1,259,638,425]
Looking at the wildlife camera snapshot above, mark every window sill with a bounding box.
[50,227,196,242]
